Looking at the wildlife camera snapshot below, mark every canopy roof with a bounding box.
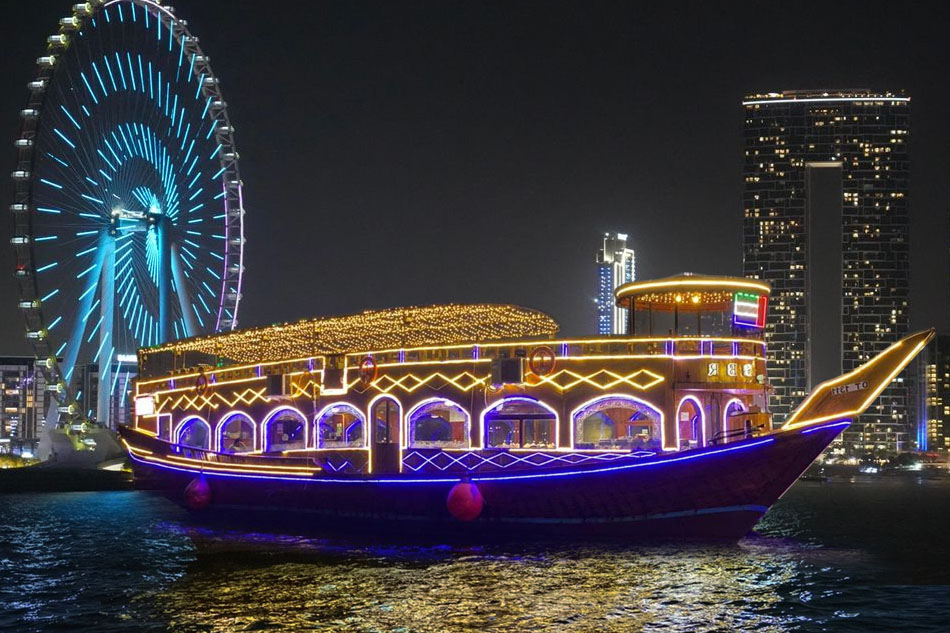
[140,304,559,365]
[615,273,771,311]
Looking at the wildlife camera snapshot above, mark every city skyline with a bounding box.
[1,1,947,348]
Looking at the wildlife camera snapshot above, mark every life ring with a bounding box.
[194,368,208,396]
[358,356,378,386]
[528,346,557,376]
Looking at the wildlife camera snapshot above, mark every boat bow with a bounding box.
[782,328,935,431]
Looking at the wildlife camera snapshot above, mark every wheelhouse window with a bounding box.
[264,408,307,452]
[408,399,469,449]
[176,417,210,450]
[484,398,556,449]
[218,413,255,453]
[573,397,661,450]
[372,398,400,444]
[316,404,365,449]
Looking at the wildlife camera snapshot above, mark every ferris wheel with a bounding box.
[10,0,244,434]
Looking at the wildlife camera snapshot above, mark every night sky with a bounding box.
[2,1,948,354]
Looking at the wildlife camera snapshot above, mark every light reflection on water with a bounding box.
[1,479,949,632]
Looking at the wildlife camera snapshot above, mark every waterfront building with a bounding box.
[741,89,911,455]
[0,356,52,457]
[596,232,636,335]
[918,334,950,452]
[70,359,135,429]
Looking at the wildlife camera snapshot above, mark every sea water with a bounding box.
[1,477,948,632]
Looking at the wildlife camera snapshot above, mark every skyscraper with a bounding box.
[595,232,636,335]
[917,334,950,452]
[741,90,911,455]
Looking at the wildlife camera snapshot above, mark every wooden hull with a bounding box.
[121,422,846,541]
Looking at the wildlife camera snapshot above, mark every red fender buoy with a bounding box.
[446,481,483,521]
[184,476,212,511]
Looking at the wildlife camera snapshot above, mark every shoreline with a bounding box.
[0,467,133,493]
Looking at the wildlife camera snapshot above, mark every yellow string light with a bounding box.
[141,304,559,367]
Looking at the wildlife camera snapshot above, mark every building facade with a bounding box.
[741,90,911,455]
[0,357,52,457]
[918,334,950,452]
[596,232,636,335]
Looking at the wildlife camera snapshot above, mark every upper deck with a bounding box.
[131,275,774,473]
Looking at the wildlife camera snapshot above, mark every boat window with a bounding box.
[484,398,556,449]
[372,398,401,444]
[677,397,704,449]
[218,412,255,453]
[176,416,211,450]
[316,404,365,449]
[573,396,661,450]
[263,408,307,452]
[725,399,745,418]
[408,399,469,449]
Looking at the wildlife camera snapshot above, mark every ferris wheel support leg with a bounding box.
[37,234,110,459]
[171,241,198,337]
[97,237,116,429]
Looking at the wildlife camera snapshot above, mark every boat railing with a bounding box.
[707,424,767,445]
[131,432,316,468]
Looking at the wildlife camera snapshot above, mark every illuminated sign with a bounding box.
[135,396,155,416]
[733,292,768,328]
[706,362,755,382]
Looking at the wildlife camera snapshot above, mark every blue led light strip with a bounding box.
[130,436,778,485]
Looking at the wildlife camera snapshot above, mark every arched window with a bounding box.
[572,396,662,450]
[262,407,307,453]
[407,399,469,449]
[370,396,401,445]
[677,396,704,449]
[217,412,256,453]
[724,398,745,419]
[483,397,557,449]
[719,398,748,444]
[175,416,211,450]
[315,403,366,449]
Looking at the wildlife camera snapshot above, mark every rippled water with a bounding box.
[1,479,948,632]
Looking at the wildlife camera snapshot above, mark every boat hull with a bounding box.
[122,422,844,541]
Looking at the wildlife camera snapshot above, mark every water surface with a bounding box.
[1,478,948,632]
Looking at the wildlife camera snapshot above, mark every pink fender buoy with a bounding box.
[184,476,212,511]
[446,481,483,521]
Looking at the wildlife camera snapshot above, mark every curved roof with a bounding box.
[140,304,559,364]
[614,273,771,308]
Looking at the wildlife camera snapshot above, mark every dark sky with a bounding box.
[2,1,948,353]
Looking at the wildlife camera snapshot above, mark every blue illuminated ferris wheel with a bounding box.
[10,0,244,430]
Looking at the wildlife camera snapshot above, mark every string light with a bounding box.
[141,303,560,366]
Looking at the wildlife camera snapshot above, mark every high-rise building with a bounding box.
[741,89,911,455]
[917,334,950,452]
[596,233,636,335]
[0,356,52,457]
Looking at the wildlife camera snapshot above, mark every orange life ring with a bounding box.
[358,356,378,386]
[528,346,557,376]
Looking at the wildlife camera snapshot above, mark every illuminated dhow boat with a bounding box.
[119,275,934,539]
